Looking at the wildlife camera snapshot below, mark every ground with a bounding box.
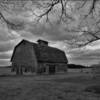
[0,67,100,100]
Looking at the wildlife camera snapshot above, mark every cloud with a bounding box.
[0,51,13,59]
[0,27,13,41]
[69,57,100,66]
[0,59,11,66]
[67,42,100,65]
[85,40,100,50]
[23,22,80,41]
[0,23,22,42]
[0,42,13,52]
[5,9,81,41]
[0,38,22,52]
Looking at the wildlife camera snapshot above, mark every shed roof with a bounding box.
[11,39,68,64]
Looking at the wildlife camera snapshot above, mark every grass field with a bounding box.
[0,67,100,100]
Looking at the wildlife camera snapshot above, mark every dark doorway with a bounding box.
[49,65,56,74]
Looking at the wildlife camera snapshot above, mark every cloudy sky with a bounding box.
[0,0,100,66]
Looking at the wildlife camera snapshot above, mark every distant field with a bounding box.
[0,67,100,100]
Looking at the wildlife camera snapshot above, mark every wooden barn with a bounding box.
[11,39,68,75]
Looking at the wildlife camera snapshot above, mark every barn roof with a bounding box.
[11,39,68,64]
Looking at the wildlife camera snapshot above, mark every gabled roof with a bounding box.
[11,39,68,64]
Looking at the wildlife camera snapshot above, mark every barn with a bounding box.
[11,39,68,75]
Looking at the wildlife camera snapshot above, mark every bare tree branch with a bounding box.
[0,0,100,47]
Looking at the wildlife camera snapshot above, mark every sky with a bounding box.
[0,0,100,66]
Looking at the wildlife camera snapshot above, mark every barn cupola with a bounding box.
[37,39,48,46]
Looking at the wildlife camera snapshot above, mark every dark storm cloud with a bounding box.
[7,17,25,31]
[7,16,79,39]
[6,12,81,42]
[24,22,80,41]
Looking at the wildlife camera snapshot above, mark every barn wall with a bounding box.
[37,63,56,74]
[11,62,36,73]
[12,42,38,69]
[56,64,67,72]
[37,63,67,74]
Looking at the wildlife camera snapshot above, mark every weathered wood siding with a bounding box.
[56,64,67,72]
[12,42,38,68]
[37,63,67,74]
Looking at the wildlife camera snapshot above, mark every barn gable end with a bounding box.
[11,40,38,67]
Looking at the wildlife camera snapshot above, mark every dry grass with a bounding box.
[0,68,100,100]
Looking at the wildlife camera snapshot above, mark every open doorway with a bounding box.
[49,65,56,74]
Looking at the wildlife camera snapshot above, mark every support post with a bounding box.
[16,67,20,75]
[19,66,23,75]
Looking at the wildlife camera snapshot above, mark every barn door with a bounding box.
[49,65,56,74]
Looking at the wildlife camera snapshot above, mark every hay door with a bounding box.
[49,65,56,74]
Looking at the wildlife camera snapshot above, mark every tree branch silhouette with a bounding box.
[0,0,100,47]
